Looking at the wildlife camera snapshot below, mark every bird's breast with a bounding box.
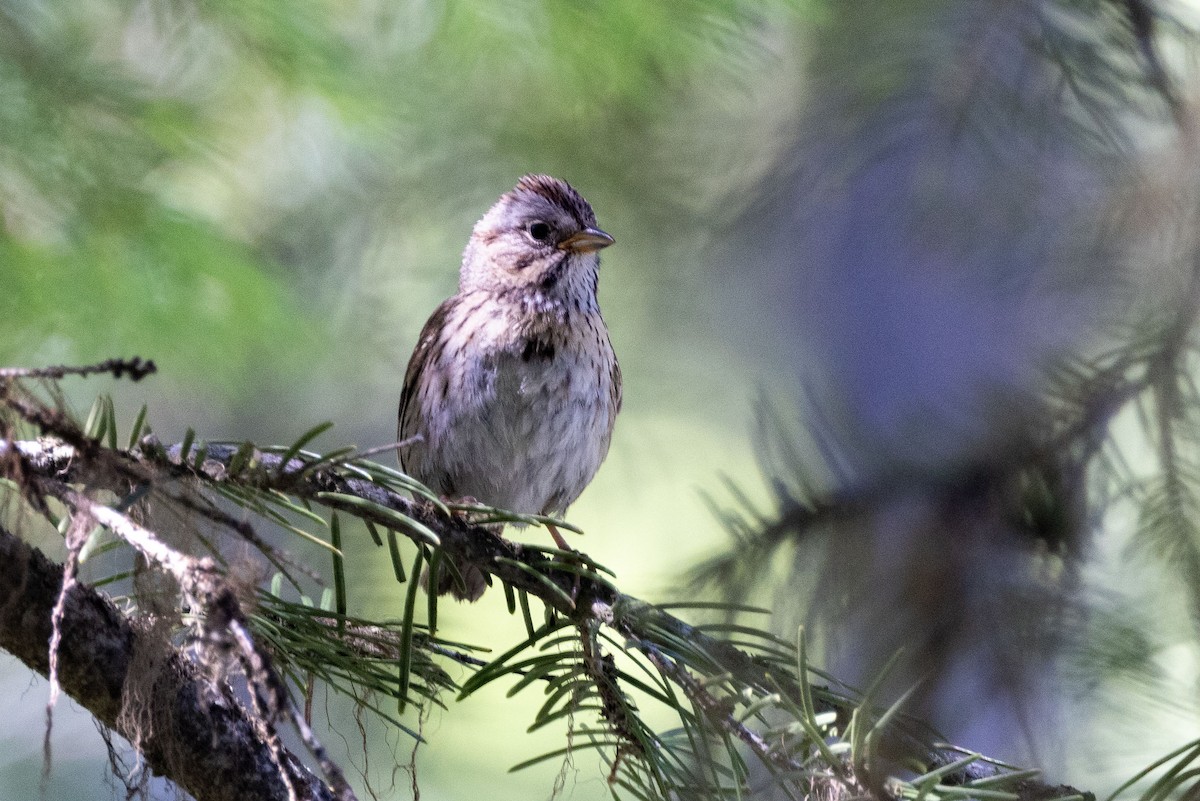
[432,311,616,515]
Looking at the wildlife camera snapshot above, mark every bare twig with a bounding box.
[0,357,157,383]
[43,513,92,779]
[340,436,423,462]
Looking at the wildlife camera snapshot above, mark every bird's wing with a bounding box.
[609,348,623,428]
[397,296,458,471]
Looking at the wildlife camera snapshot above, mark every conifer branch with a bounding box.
[0,369,1097,801]
[0,521,339,801]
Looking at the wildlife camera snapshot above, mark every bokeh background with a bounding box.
[4,0,1200,798]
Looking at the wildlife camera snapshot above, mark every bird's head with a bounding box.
[460,174,614,301]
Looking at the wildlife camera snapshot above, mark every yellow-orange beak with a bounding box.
[558,227,615,254]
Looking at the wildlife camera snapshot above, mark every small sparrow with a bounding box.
[397,175,622,601]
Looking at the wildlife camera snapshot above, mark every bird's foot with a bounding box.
[545,523,583,603]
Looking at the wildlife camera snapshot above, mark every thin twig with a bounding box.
[341,436,424,462]
[0,357,157,383]
[43,513,92,781]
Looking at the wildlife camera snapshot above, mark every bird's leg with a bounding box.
[546,522,572,551]
[545,523,583,603]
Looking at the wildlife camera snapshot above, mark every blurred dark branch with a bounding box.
[1146,208,1200,618]
[700,224,1200,592]
[1120,0,1186,127]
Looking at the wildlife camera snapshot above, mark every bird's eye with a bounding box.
[527,221,552,242]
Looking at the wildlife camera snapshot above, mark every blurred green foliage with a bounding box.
[0,0,324,390]
[0,0,802,407]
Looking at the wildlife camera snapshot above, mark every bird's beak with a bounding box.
[558,227,615,253]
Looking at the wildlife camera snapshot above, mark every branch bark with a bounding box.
[0,521,337,801]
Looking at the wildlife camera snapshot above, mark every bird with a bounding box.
[397,174,622,601]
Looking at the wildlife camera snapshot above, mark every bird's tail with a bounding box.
[421,555,489,602]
